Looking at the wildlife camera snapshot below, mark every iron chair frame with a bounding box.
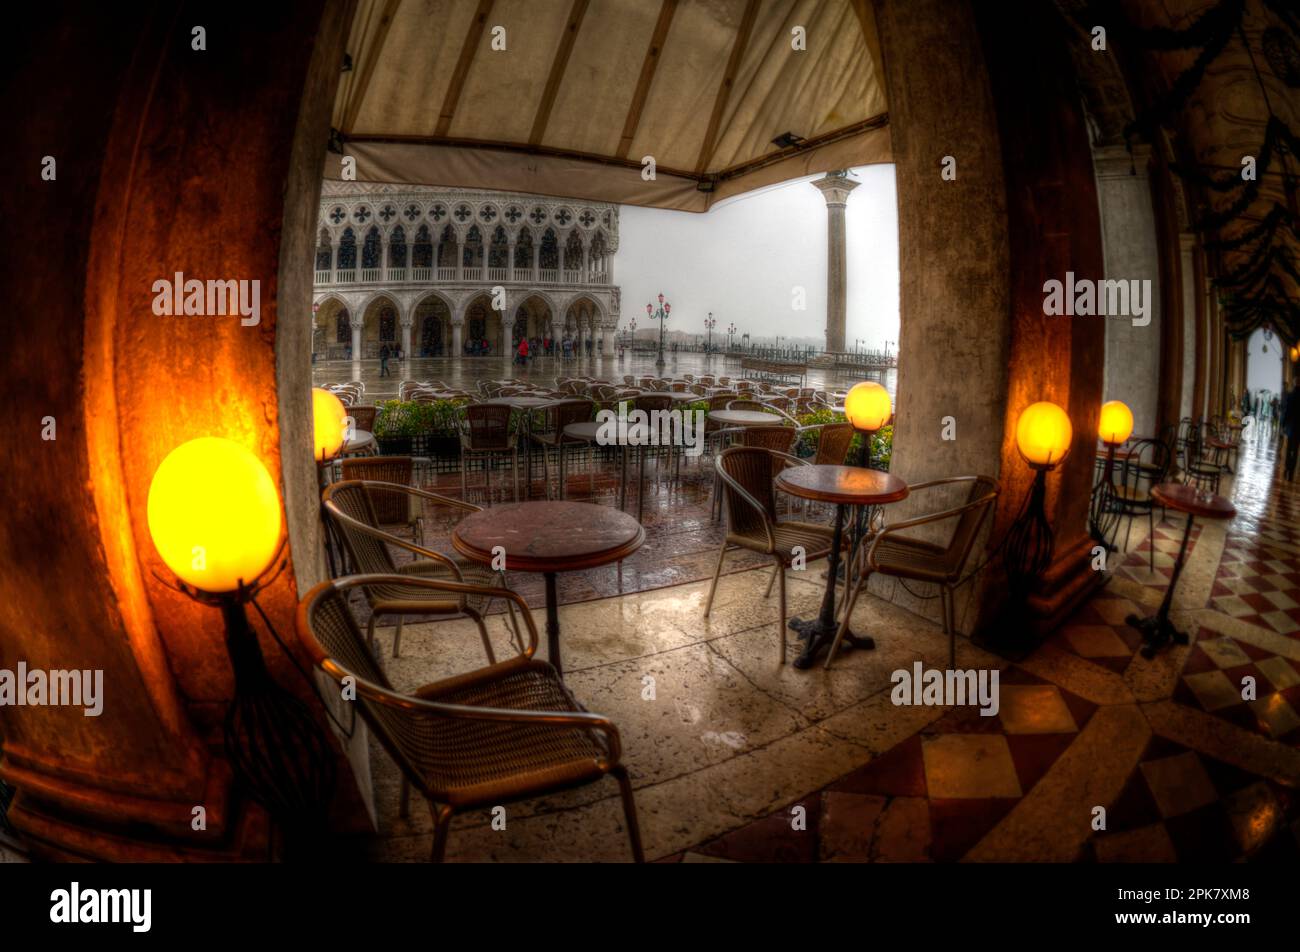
[322,479,523,660]
[296,573,644,863]
[827,476,1000,669]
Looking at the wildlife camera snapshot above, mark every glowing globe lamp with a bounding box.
[1015,401,1073,469]
[1098,400,1134,446]
[312,387,348,462]
[844,381,892,432]
[147,437,283,593]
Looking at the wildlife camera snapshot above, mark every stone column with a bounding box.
[1179,233,1198,422]
[400,318,413,378]
[451,316,464,357]
[811,171,859,354]
[558,240,566,277]
[455,238,464,281]
[350,317,363,379]
[532,242,540,279]
[1094,144,1162,439]
[507,239,516,282]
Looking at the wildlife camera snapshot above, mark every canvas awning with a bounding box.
[326,0,891,211]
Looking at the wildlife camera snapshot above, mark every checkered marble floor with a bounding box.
[664,431,1300,863]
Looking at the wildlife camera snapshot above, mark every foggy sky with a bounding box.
[615,164,900,350]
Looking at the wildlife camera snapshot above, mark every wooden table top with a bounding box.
[710,409,784,427]
[563,420,657,444]
[776,465,910,505]
[1150,482,1236,519]
[484,396,559,409]
[452,501,646,573]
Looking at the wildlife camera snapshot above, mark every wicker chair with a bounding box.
[531,399,595,499]
[726,399,767,413]
[322,480,521,659]
[346,405,378,433]
[459,403,519,503]
[812,422,855,465]
[828,476,999,669]
[1181,419,1224,493]
[339,456,422,543]
[709,425,794,519]
[704,446,840,662]
[296,573,643,863]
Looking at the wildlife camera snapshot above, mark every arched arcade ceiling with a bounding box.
[1075,0,1300,331]
[325,0,890,212]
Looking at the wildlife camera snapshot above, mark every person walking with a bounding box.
[1283,380,1300,480]
[379,343,391,377]
[515,335,529,366]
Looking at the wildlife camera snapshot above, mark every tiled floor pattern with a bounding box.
[660,434,1300,863]
[351,429,1300,862]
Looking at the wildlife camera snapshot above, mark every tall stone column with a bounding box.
[350,317,363,380]
[451,316,464,357]
[400,318,413,378]
[811,172,859,354]
[1179,233,1198,422]
[1095,144,1162,439]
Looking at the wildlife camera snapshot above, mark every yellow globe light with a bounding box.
[1098,400,1134,446]
[844,381,892,431]
[1015,401,1073,469]
[147,437,283,593]
[312,387,348,462]
[1290,344,1298,363]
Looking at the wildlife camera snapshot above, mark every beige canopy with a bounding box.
[327,0,891,211]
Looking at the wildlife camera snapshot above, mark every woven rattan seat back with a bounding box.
[465,403,513,450]
[340,457,414,526]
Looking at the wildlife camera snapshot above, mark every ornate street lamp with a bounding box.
[727,322,736,351]
[647,292,671,368]
[704,312,717,357]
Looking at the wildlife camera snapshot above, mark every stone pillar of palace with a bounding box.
[872,0,1106,636]
[1095,144,1162,439]
[451,315,464,357]
[810,172,859,355]
[350,316,363,380]
[400,318,413,377]
[0,1,370,860]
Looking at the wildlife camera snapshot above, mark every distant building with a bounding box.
[312,181,621,359]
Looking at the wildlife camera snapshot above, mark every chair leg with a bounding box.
[399,777,410,818]
[764,563,779,599]
[367,611,379,656]
[512,449,519,501]
[466,607,496,664]
[777,558,787,664]
[703,543,728,616]
[825,570,870,670]
[393,617,405,658]
[460,456,468,503]
[430,802,454,863]
[541,440,550,499]
[611,766,645,863]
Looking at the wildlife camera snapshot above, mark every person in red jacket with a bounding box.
[515,336,529,366]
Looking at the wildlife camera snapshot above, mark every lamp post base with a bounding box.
[1126,612,1189,659]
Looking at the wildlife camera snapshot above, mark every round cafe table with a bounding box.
[452,501,644,676]
[775,465,909,670]
[708,409,783,428]
[1126,482,1235,658]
